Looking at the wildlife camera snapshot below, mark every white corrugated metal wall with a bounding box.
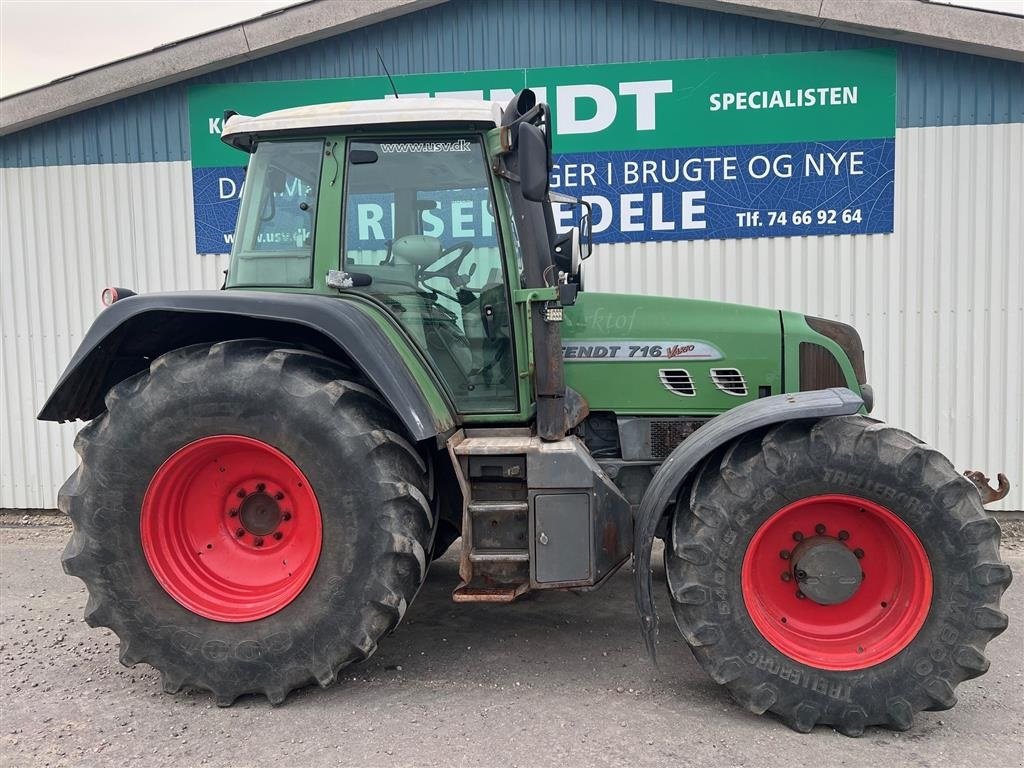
[0,161,229,508]
[1,122,1022,509]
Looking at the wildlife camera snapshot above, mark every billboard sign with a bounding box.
[188,48,896,253]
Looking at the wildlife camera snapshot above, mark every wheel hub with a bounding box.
[791,536,862,605]
[238,491,282,536]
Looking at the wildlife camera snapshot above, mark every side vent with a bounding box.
[710,368,748,397]
[658,368,696,397]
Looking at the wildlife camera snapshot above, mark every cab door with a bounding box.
[339,133,519,414]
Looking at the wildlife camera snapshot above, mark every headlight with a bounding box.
[804,316,866,384]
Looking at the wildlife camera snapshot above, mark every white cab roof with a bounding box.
[221,97,505,149]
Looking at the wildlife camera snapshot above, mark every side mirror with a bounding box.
[579,207,593,260]
[518,122,550,203]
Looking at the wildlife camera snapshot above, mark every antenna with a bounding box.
[376,48,399,99]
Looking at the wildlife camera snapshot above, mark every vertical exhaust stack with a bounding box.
[501,90,568,441]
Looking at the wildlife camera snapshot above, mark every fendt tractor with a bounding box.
[41,91,1011,735]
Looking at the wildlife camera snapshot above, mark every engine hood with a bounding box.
[561,292,783,415]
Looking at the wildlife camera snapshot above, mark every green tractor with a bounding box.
[41,90,1010,734]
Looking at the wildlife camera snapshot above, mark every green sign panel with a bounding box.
[189,48,896,252]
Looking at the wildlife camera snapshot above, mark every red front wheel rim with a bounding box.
[141,435,322,622]
[741,494,932,671]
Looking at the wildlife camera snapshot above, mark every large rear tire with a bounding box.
[60,340,434,705]
[666,415,1011,735]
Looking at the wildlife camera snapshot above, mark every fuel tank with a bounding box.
[561,292,783,415]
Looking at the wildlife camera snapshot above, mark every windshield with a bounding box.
[343,135,517,412]
[226,140,324,288]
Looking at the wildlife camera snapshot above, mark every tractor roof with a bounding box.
[221,97,505,151]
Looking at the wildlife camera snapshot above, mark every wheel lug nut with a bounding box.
[273,532,283,541]
[282,512,292,521]
[781,572,792,582]
[237,489,247,499]
[780,550,791,560]
[256,483,266,492]
[815,523,826,535]
[235,528,245,538]
[275,492,284,501]
[854,548,865,559]
[792,531,804,542]
[228,508,238,517]
[838,530,850,541]
[254,537,264,547]
[795,590,806,599]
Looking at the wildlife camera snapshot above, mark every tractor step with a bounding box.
[451,584,527,603]
[469,549,530,562]
[468,501,529,514]
[447,428,633,604]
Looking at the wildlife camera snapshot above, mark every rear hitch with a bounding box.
[964,470,1010,505]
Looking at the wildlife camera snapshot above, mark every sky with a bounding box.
[1,0,1021,98]
[0,0,303,97]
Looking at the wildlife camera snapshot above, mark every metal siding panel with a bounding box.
[584,122,1023,510]
[1,125,1020,510]
[3,0,1024,168]
[0,160,228,509]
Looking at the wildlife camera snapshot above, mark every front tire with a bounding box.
[60,340,434,705]
[666,416,1011,735]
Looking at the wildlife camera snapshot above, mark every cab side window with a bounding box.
[342,137,517,412]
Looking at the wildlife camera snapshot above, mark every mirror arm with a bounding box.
[497,103,550,154]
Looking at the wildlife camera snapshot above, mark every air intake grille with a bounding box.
[659,368,696,397]
[650,419,705,459]
[711,368,748,396]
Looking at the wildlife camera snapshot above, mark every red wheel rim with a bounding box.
[141,435,322,622]
[741,494,931,670]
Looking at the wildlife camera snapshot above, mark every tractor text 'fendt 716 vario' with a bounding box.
[40,91,1011,735]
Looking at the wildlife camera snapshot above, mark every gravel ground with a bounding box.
[1,517,1022,768]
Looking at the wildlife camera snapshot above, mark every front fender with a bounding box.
[633,388,864,659]
[38,291,457,442]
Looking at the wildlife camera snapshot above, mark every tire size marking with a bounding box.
[171,628,293,662]
[912,572,971,679]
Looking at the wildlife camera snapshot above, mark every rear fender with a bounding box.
[632,388,864,660]
[37,291,457,443]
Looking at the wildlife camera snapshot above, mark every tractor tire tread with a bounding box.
[60,340,433,707]
[666,415,1010,735]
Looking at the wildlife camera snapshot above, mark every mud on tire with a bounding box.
[665,415,1011,735]
[60,340,435,705]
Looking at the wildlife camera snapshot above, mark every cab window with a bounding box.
[343,136,517,413]
[227,140,324,288]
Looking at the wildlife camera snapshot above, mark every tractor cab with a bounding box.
[221,93,584,424]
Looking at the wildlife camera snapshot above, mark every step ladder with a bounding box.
[450,432,533,602]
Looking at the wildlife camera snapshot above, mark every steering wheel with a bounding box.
[420,241,475,288]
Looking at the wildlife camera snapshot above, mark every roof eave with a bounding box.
[664,0,1024,63]
[0,0,448,137]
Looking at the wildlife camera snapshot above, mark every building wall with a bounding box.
[2,0,1022,509]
